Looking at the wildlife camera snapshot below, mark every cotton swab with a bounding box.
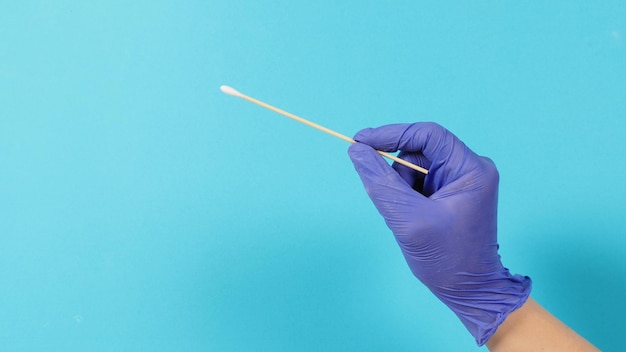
[220,85,429,175]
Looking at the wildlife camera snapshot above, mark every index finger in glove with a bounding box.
[353,122,468,163]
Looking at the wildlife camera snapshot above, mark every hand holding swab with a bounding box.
[220,85,429,175]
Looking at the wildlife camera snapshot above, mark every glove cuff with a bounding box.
[433,272,532,346]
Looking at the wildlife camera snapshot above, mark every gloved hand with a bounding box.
[348,122,531,346]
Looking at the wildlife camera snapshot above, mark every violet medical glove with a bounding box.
[348,122,531,346]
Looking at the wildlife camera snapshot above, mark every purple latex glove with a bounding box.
[348,122,531,346]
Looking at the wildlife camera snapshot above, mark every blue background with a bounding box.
[1,1,625,351]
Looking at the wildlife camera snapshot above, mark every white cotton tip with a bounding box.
[220,85,242,97]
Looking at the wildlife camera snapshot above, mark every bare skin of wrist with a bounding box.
[486,297,599,351]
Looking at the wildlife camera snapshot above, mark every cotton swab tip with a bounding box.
[220,85,242,97]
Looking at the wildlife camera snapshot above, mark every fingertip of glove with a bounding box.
[348,142,374,159]
[353,128,373,143]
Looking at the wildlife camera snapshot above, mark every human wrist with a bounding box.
[486,297,599,351]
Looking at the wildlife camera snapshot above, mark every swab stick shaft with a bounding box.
[220,85,428,175]
[240,93,355,144]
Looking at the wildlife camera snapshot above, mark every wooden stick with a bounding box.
[220,85,429,175]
